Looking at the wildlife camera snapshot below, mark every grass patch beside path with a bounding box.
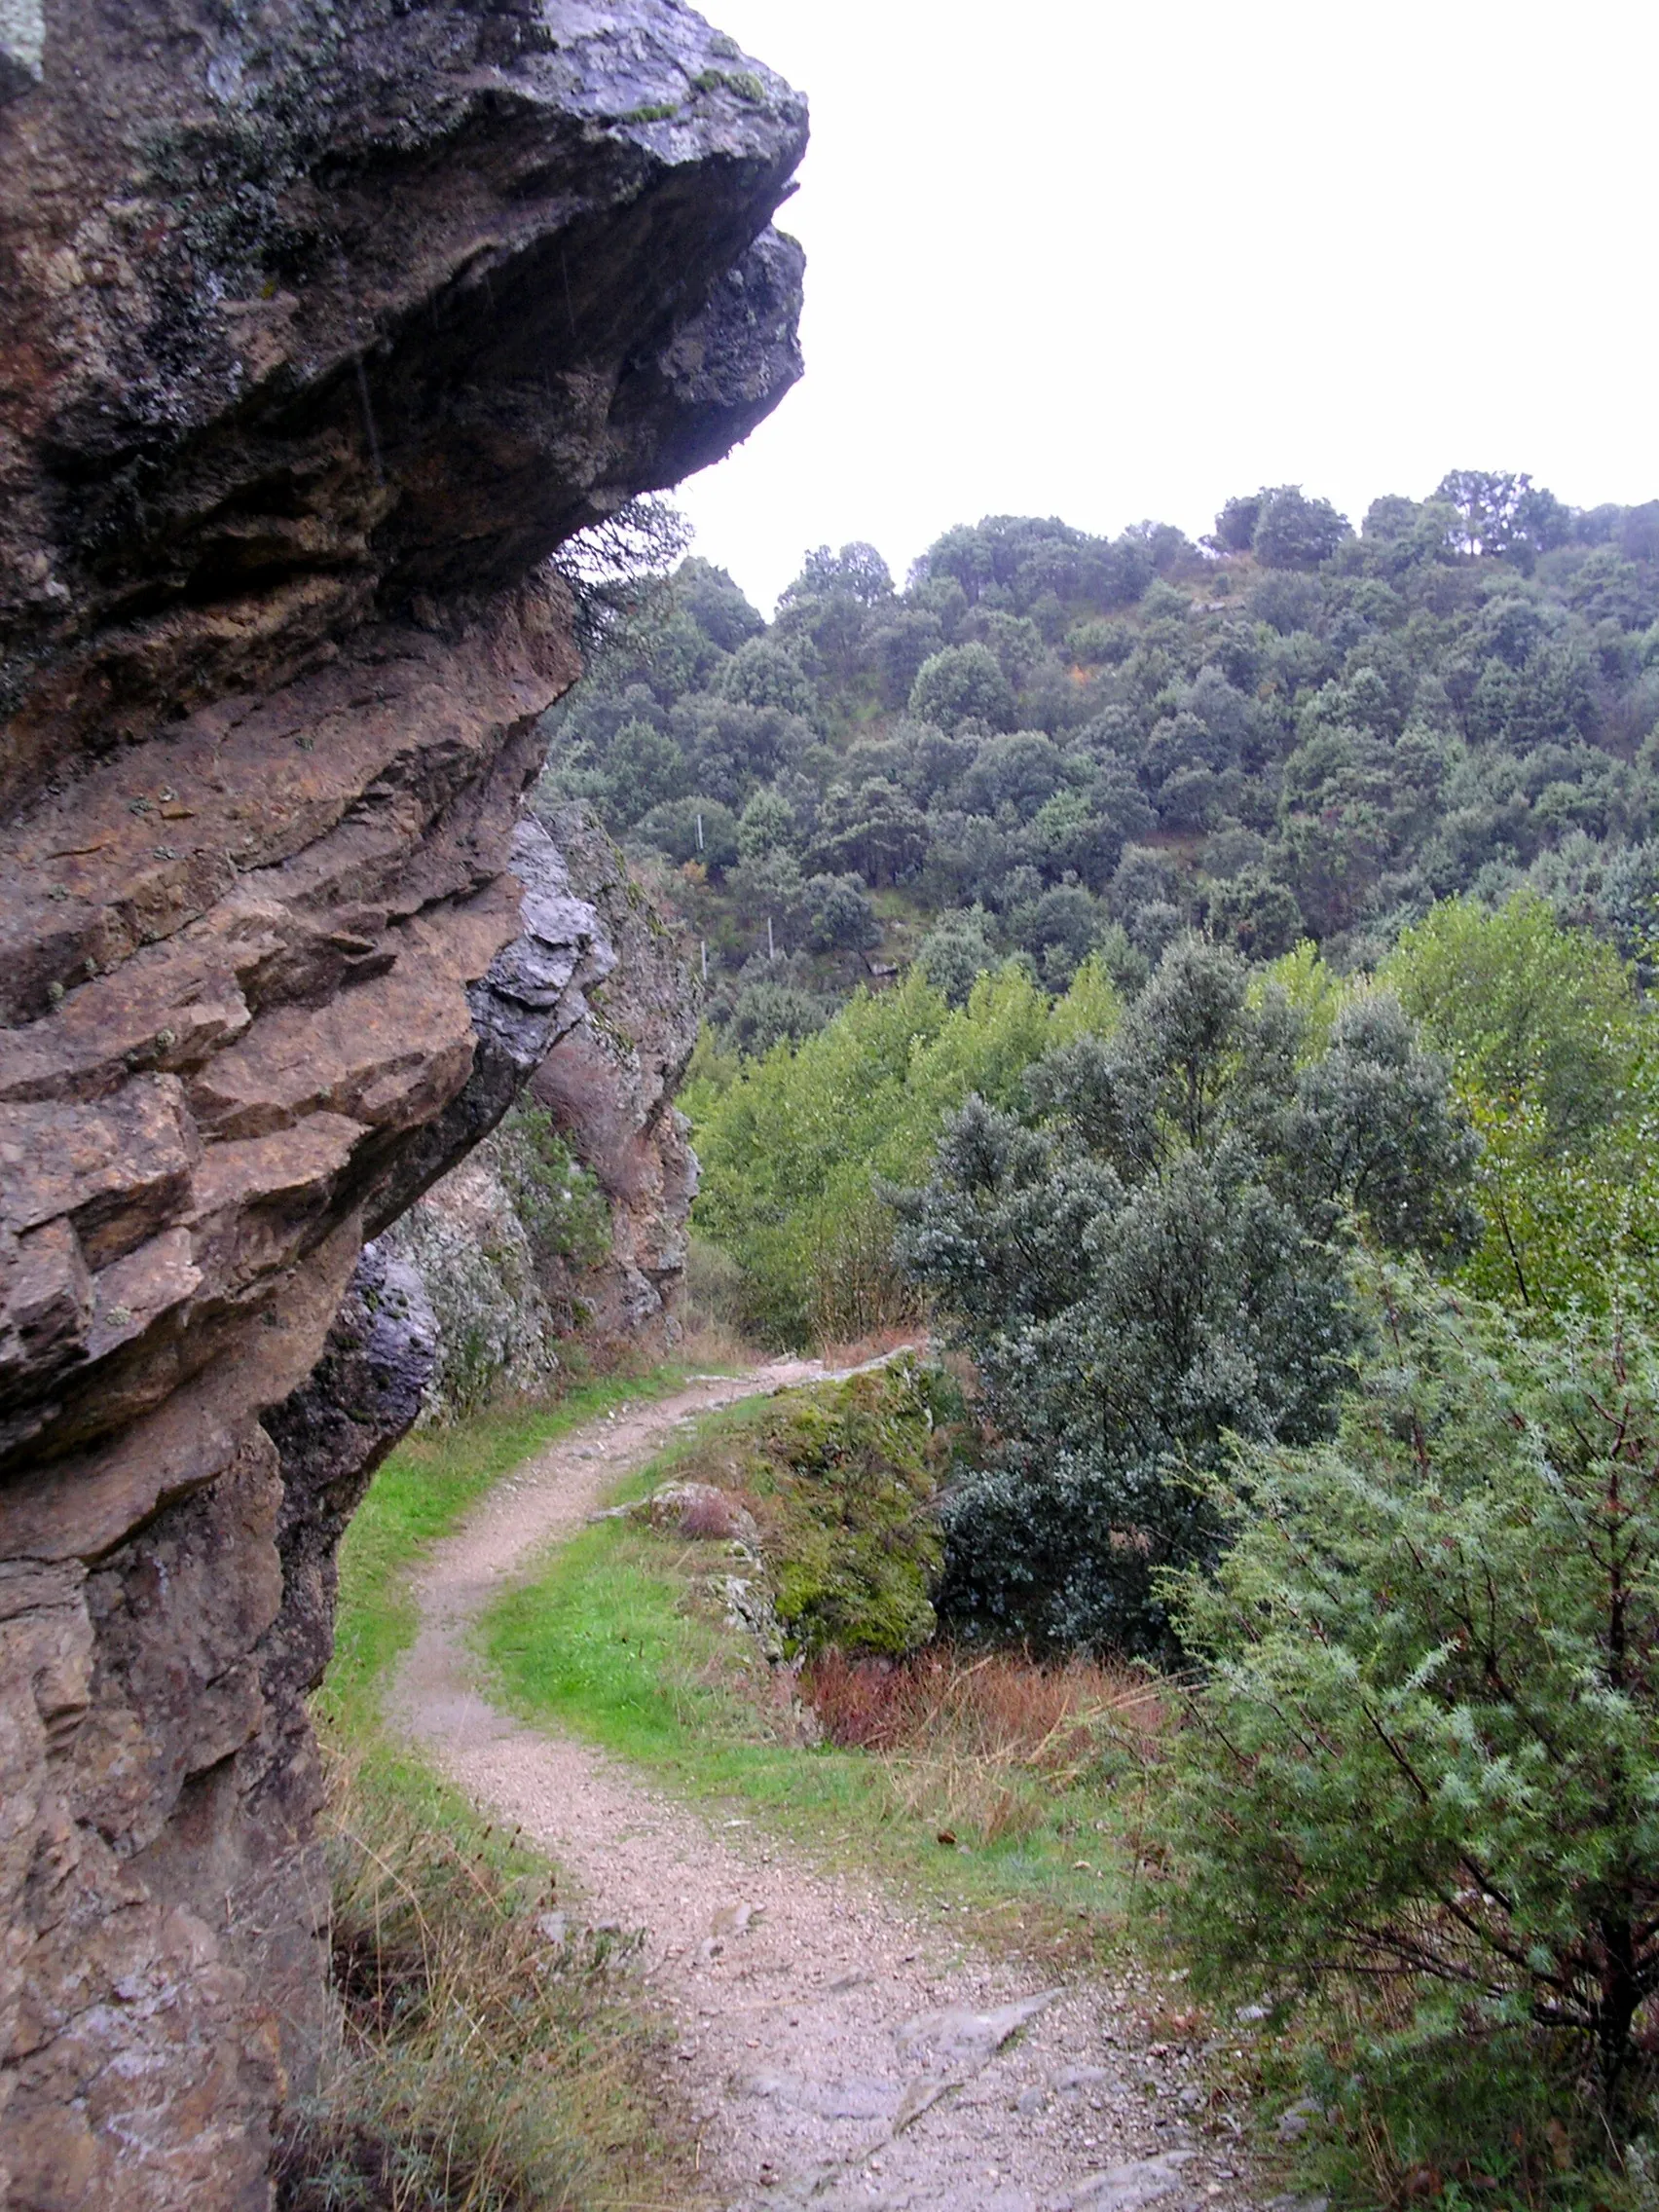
[481,1397,1167,1969]
[286,1365,724,2212]
[322,1366,710,1740]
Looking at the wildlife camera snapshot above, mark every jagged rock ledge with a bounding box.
[0,4,804,2202]
[392,798,702,1417]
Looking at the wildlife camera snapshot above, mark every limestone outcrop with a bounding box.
[0,3,804,2201]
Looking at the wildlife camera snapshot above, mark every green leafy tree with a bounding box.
[1436,467,1546,559]
[1385,895,1657,1313]
[1205,865,1304,959]
[634,793,739,870]
[736,784,800,861]
[907,642,1017,732]
[892,938,1475,1652]
[723,979,830,1057]
[1209,491,1263,553]
[813,777,929,885]
[691,962,1118,1346]
[604,719,686,826]
[780,541,895,608]
[717,636,820,717]
[804,872,880,955]
[1252,485,1350,571]
[954,729,1064,818]
[916,908,998,1008]
[674,555,765,651]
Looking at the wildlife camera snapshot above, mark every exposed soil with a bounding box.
[388,1363,1265,2212]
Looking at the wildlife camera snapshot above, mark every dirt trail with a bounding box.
[388,1362,1261,2212]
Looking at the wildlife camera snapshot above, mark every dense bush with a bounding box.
[891,936,1477,1654]
[1163,1266,1659,2130]
[497,1102,613,1279]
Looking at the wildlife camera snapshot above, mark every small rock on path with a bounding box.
[388,1359,1262,2212]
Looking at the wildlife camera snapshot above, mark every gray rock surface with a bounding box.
[391,801,702,1415]
[527,798,703,1344]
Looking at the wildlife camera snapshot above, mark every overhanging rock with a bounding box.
[0,3,805,2199]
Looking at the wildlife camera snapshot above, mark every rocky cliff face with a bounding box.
[0,4,804,2201]
[391,799,701,1419]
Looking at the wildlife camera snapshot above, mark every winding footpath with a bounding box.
[387,1361,1263,2212]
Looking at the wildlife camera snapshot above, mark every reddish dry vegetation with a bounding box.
[674,1487,756,1541]
[815,1325,932,1371]
[803,1646,1167,1769]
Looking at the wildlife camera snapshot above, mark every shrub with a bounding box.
[894,938,1476,1654]
[1163,1264,1659,2124]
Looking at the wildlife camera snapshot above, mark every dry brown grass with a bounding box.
[274,1755,705,2212]
[811,1321,929,1370]
[802,1646,1169,1848]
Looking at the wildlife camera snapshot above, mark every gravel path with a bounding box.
[387,1363,1262,2212]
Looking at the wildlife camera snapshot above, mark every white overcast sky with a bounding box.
[674,0,1658,613]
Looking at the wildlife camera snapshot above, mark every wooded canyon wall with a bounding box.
[0,3,803,2200]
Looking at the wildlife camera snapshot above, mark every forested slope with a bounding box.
[541,473,1659,1050]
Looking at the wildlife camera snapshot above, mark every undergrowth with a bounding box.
[274,1759,693,2212]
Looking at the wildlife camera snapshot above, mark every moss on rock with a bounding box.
[670,1358,962,1659]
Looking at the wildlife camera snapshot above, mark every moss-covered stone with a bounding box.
[671,1358,963,1659]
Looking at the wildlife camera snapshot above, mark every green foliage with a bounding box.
[497,1102,612,1277]
[689,958,1122,1346]
[1386,893,1641,1148]
[1162,1266,1659,2122]
[892,935,1477,1653]
[721,976,832,1057]
[1249,484,1352,570]
[1385,896,1659,1313]
[545,479,1659,1067]
[917,906,998,1007]
[907,642,1017,732]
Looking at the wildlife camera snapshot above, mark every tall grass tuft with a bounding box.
[275,1756,698,2212]
[803,1646,1167,1846]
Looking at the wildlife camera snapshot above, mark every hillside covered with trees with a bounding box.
[532,475,1659,2184]
[542,472,1659,1054]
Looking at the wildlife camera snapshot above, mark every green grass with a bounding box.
[291,1365,727,2211]
[480,1403,1161,1966]
[321,1366,710,1740]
